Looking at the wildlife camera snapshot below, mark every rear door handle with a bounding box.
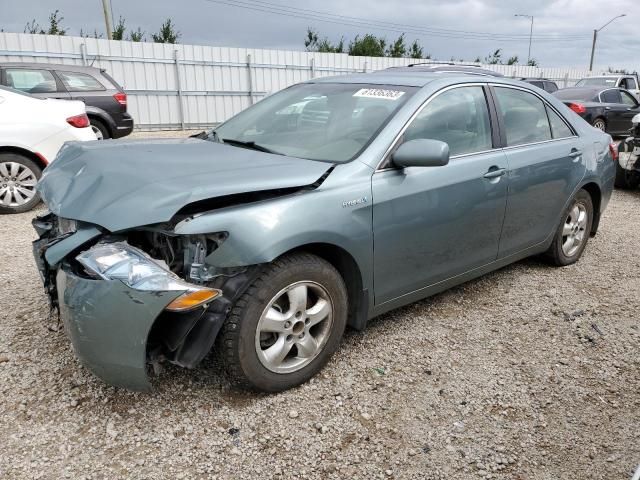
[569,150,582,159]
[483,167,506,179]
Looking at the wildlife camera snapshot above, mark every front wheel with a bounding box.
[220,252,348,392]
[0,153,42,214]
[544,189,593,266]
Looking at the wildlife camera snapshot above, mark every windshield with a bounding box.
[213,83,417,162]
[576,77,617,87]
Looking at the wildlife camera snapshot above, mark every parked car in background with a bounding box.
[575,74,640,100]
[33,68,616,393]
[0,85,95,213]
[0,63,133,140]
[553,86,640,135]
[521,78,559,93]
[616,113,640,189]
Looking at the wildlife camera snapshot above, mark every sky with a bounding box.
[1,0,638,71]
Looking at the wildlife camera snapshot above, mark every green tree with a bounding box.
[484,49,502,64]
[506,55,519,65]
[527,58,539,67]
[129,28,145,42]
[409,39,426,59]
[112,16,126,40]
[387,34,407,58]
[80,29,103,39]
[152,19,180,44]
[24,10,66,35]
[473,56,482,63]
[304,28,343,53]
[349,34,386,57]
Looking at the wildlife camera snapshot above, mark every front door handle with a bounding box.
[569,149,582,159]
[483,167,506,179]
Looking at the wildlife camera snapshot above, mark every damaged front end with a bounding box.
[32,213,259,391]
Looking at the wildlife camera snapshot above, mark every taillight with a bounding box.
[568,103,586,114]
[66,113,90,128]
[609,142,619,162]
[113,92,127,107]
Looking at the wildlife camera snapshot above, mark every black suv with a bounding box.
[0,63,133,139]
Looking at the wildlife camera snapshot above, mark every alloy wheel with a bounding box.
[255,281,334,374]
[561,203,588,257]
[592,119,606,131]
[91,124,104,140]
[0,162,38,207]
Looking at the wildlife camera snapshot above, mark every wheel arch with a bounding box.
[0,146,48,171]
[285,242,369,331]
[580,181,602,235]
[84,107,114,137]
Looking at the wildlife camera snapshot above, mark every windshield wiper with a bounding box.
[220,138,282,155]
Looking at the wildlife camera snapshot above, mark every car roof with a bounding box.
[0,62,102,73]
[310,65,506,87]
[521,77,553,82]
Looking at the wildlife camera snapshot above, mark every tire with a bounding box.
[592,117,606,132]
[0,153,42,214]
[90,118,110,140]
[220,252,348,392]
[544,189,593,267]
[614,141,640,189]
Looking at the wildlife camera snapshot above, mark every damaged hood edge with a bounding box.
[38,138,334,232]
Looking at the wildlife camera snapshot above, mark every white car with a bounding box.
[0,85,96,213]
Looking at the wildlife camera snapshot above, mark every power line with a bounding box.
[200,0,591,42]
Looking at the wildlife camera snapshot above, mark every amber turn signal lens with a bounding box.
[166,288,221,312]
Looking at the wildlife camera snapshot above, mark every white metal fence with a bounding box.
[0,32,596,131]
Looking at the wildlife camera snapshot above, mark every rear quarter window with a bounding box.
[57,71,106,92]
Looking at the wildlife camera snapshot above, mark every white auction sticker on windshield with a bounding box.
[353,88,405,100]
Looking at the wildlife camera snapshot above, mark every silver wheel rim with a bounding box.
[255,281,333,374]
[562,202,588,257]
[91,124,104,140]
[0,162,38,207]
[593,120,605,131]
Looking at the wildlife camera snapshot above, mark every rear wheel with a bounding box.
[0,153,42,214]
[544,190,593,266]
[592,117,606,131]
[220,252,348,392]
[90,118,110,140]
[614,141,640,189]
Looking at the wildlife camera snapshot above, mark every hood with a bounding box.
[38,138,333,232]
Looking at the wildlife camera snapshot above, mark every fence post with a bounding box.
[363,61,368,73]
[174,49,185,131]
[310,57,315,79]
[246,54,254,105]
[80,43,88,66]
[564,72,569,88]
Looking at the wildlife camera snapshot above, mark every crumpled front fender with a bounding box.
[57,266,183,391]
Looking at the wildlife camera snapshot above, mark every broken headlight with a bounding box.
[57,217,77,235]
[76,242,221,312]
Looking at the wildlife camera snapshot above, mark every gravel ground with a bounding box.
[0,141,638,478]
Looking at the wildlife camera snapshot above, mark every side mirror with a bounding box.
[392,139,450,168]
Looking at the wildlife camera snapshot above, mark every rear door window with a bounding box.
[601,89,622,104]
[4,68,57,93]
[401,86,493,157]
[545,82,559,93]
[546,107,574,139]
[494,87,552,146]
[57,71,105,92]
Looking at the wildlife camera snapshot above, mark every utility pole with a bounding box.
[515,14,534,64]
[589,14,626,71]
[101,0,114,40]
[589,30,597,71]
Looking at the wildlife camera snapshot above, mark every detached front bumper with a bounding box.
[56,265,183,390]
